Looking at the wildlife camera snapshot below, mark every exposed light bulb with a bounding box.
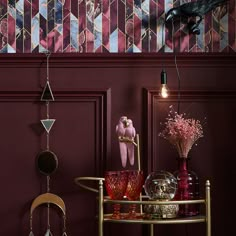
[159,69,169,98]
[160,84,169,98]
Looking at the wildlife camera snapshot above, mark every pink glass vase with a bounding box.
[174,158,200,217]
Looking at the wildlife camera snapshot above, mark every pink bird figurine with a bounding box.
[116,116,128,168]
[116,116,136,168]
[124,119,136,166]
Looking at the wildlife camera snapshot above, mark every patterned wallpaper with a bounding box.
[0,0,235,53]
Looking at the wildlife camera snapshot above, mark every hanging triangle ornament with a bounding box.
[41,119,56,133]
[41,81,54,101]
[45,228,53,236]
[29,231,34,236]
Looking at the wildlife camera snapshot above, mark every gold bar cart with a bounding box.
[74,177,211,236]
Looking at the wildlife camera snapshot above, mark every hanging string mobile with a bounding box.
[29,52,67,236]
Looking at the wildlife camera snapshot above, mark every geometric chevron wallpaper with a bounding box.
[0,0,235,53]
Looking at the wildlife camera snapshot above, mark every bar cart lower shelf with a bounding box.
[74,177,211,236]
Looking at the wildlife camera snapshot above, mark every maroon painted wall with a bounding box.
[0,53,236,235]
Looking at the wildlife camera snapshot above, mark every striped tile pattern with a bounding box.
[0,0,235,53]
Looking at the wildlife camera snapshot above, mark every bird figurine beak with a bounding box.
[123,119,130,127]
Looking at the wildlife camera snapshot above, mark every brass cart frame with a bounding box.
[75,177,211,236]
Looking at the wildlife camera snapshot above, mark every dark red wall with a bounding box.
[0,53,235,235]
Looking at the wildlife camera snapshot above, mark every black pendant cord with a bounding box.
[175,54,181,115]
[172,19,181,115]
[162,18,165,67]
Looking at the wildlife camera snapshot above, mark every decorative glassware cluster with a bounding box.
[104,170,144,219]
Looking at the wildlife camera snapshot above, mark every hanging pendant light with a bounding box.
[159,69,169,98]
[159,19,169,99]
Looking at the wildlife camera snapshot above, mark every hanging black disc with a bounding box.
[36,150,58,175]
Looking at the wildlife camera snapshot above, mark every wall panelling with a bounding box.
[0,53,236,235]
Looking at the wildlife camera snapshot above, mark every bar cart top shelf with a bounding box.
[74,177,211,236]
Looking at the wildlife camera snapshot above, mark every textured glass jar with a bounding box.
[174,158,200,216]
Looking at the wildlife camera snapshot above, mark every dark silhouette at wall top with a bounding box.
[165,0,228,35]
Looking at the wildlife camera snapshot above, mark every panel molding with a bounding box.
[143,89,236,173]
[0,89,111,176]
[1,53,236,68]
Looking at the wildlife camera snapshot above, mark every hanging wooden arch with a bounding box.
[30,192,66,216]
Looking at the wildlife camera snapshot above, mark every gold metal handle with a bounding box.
[74,176,105,193]
[74,176,105,236]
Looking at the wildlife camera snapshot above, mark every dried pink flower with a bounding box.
[159,106,204,158]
